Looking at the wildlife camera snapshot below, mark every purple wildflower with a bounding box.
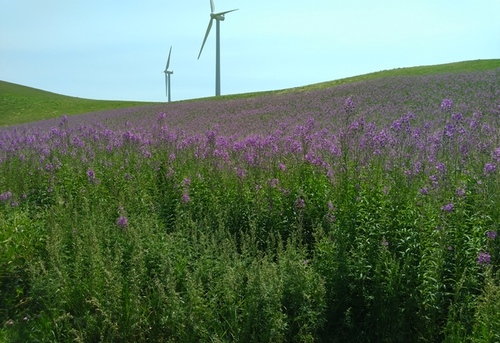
[444,123,455,138]
[451,112,463,122]
[116,216,128,228]
[295,197,305,209]
[486,230,497,240]
[477,252,491,266]
[441,99,453,112]
[419,188,429,195]
[87,169,96,182]
[181,193,190,203]
[182,178,191,187]
[494,147,500,162]
[268,178,280,188]
[0,191,13,202]
[344,97,355,114]
[455,187,466,197]
[435,162,447,174]
[59,115,68,127]
[441,203,454,213]
[381,238,389,247]
[157,112,167,121]
[236,169,246,179]
[483,163,496,175]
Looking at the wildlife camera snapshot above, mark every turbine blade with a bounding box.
[198,18,213,59]
[166,46,172,70]
[215,8,238,16]
[210,0,215,13]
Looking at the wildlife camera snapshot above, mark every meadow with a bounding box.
[1,61,500,342]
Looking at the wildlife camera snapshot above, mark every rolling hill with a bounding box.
[1,59,499,127]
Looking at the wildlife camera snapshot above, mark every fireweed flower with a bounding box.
[441,203,454,213]
[451,112,463,122]
[268,178,280,188]
[87,169,96,182]
[0,191,13,202]
[483,163,496,175]
[236,169,246,179]
[477,252,491,266]
[494,147,500,162]
[435,162,447,174]
[344,97,355,115]
[181,192,191,204]
[58,115,68,128]
[455,187,466,197]
[295,197,305,209]
[116,216,128,228]
[157,112,167,121]
[486,230,497,240]
[441,98,453,112]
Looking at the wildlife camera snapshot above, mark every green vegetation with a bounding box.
[0,81,155,127]
[288,58,500,93]
[2,59,500,127]
[1,60,500,341]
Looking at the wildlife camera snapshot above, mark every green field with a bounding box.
[0,81,155,127]
[1,59,500,342]
[2,59,499,127]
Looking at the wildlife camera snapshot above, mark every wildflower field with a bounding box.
[2,66,500,342]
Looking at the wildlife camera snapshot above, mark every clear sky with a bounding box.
[1,0,499,102]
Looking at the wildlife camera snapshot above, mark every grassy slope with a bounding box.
[282,58,500,93]
[1,59,499,127]
[0,81,155,126]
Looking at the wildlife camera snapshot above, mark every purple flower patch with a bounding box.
[441,203,454,213]
[477,252,491,266]
[441,98,453,112]
[483,163,496,175]
[116,216,128,228]
[486,230,497,240]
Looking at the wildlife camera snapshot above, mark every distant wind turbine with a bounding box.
[197,0,238,96]
[163,46,173,102]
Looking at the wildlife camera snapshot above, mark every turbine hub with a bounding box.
[211,13,225,20]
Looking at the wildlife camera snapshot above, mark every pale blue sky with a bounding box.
[1,0,499,102]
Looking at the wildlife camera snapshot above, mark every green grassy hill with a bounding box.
[1,59,499,127]
[0,81,155,126]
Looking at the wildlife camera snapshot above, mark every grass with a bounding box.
[1,60,500,341]
[2,59,500,127]
[0,81,155,127]
[224,59,500,97]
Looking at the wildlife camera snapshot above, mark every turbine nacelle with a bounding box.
[211,9,237,21]
[212,13,225,21]
[198,0,238,96]
[163,46,173,102]
[198,8,238,60]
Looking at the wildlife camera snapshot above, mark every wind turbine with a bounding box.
[163,46,173,102]
[197,0,238,96]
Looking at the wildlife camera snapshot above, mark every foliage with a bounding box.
[1,65,500,341]
[0,81,153,127]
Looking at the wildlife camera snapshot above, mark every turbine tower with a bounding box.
[163,46,173,102]
[197,0,238,96]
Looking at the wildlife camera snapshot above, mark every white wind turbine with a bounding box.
[197,0,238,96]
[163,46,173,102]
